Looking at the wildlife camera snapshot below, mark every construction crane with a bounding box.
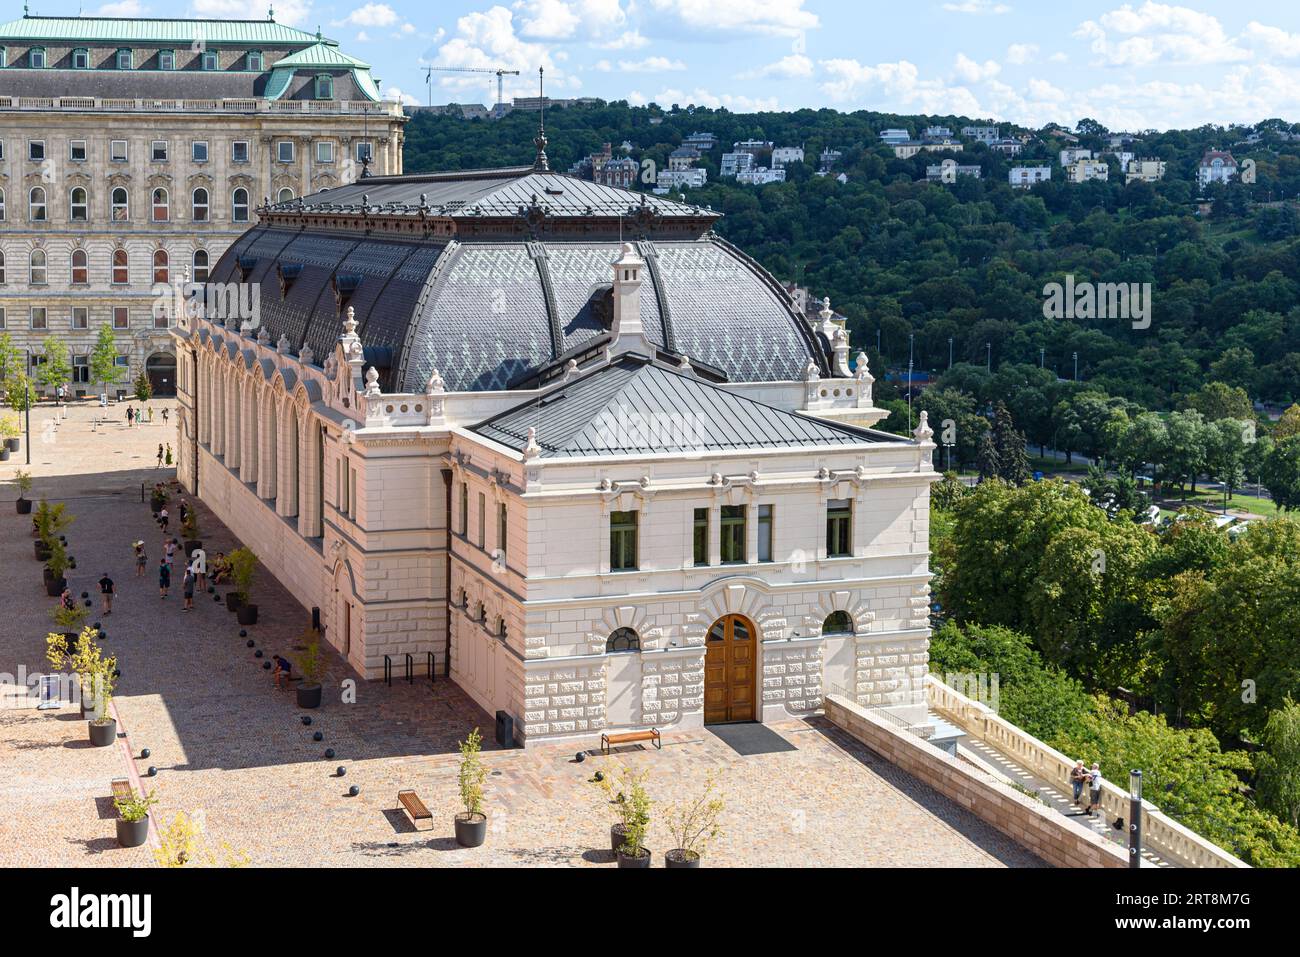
[423,66,521,108]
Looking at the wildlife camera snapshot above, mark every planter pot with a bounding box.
[4,437,19,452]
[236,603,259,626]
[16,497,32,515]
[183,540,202,558]
[665,849,701,868]
[115,817,149,849]
[616,847,651,868]
[0,448,9,462]
[46,577,66,597]
[43,566,55,583]
[35,542,51,561]
[225,593,243,612]
[88,718,117,747]
[454,812,487,848]
[296,684,322,709]
[610,823,629,854]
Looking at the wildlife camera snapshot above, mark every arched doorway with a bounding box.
[146,351,177,397]
[704,614,757,724]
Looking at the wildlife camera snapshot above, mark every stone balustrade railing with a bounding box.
[925,674,1248,868]
[0,96,404,116]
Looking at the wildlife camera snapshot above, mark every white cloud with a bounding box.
[953,53,1000,82]
[941,0,1011,14]
[190,0,310,24]
[741,54,814,80]
[597,56,687,72]
[644,0,818,38]
[430,6,558,82]
[515,0,629,41]
[336,3,400,28]
[651,87,780,111]
[593,30,649,50]
[356,31,372,42]
[96,0,148,15]
[1074,3,1250,67]
[384,85,420,105]
[1242,22,1300,59]
[819,58,984,116]
[1006,43,1038,65]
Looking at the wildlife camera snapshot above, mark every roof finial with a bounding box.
[268,4,275,21]
[533,66,549,171]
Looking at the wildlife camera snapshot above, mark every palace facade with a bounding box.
[0,13,404,395]
[174,143,938,746]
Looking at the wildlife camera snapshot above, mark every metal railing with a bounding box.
[0,96,404,116]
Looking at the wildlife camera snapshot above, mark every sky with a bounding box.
[19,1,1300,130]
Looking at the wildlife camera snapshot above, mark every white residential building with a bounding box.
[878,129,911,145]
[961,125,999,143]
[720,152,754,177]
[1198,150,1239,187]
[655,167,708,190]
[922,126,953,139]
[1060,148,1093,167]
[990,139,1023,156]
[1125,158,1166,184]
[1066,158,1109,183]
[771,146,805,167]
[1009,166,1051,188]
[926,164,981,182]
[1109,151,1135,172]
[735,166,786,185]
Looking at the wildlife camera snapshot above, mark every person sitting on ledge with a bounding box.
[271,655,293,689]
[210,552,230,585]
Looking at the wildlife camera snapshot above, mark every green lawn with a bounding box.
[1158,486,1282,519]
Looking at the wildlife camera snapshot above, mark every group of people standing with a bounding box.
[1070,761,1105,816]
[125,406,167,427]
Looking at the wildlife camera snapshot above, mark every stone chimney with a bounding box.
[610,242,650,353]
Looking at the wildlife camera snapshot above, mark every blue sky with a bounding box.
[25,1,1300,129]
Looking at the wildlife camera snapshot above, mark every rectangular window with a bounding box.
[30,48,46,69]
[314,74,334,100]
[116,48,132,70]
[0,140,4,160]
[826,499,852,557]
[477,492,485,547]
[459,482,468,536]
[110,139,127,161]
[610,510,638,571]
[497,503,508,558]
[0,48,6,68]
[348,467,357,520]
[720,505,746,564]
[28,140,44,161]
[315,141,334,164]
[69,139,87,161]
[72,48,89,69]
[202,51,218,71]
[232,140,249,163]
[30,306,47,330]
[159,50,175,71]
[151,140,168,162]
[112,306,129,330]
[71,307,88,329]
[693,508,709,566]
[758,504,773,562]
[277,141,294,163]
[0,308,5,329]
[192,141,208,162]
[247,51,264,71]
[356,141,372,163]
[153,311,169,330]
[72,355,90,383]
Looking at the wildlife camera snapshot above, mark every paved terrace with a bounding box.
[0,400,1042,867]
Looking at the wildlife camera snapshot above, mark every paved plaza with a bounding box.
[0,400,1042,867]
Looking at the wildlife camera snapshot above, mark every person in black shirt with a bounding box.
[98,573,115,615]
[182,568,196,611]
[158,559,171,599]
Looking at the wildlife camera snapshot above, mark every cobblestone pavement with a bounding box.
[0,406,1043,867]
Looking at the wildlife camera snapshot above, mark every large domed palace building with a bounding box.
[173,131,939,745]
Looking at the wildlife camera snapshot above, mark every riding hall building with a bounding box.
[172,141,939,746]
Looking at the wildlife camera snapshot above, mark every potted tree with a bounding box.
[50,599,89,643]
[454,728,489,848]
[83,645,119,747]
[150,483,167,514]
[181,507,202,558]
[664,775,724,868]
[593,765,653,867]
[228,547,258,623]
[44,539,70,596]
[47,629,94,715]
[113,788,158,849]
[295,631,324,709]
[0,415,18,456]
[13,468,32,514]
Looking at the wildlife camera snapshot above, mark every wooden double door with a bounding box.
[704,615,757,724]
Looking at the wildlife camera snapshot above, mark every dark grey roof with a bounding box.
[472,355,885,458]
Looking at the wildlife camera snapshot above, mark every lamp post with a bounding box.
[907,333,915,432]
[1073,351,1079,381]
[1040,347,1045,368]
[23,347,31,465]
[948,337,954,370]
[985,342,991,373]
[1129,769,1143,869]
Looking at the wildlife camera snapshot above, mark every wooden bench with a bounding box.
[397,789,433,831]
[600,728,661,754]
[110,779,133,816]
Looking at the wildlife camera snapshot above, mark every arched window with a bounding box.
[606,627,640,653]
[474,602,485,624]
[110,186,128,221]
[111,248,129,285]
[153,249,169,285]
[29,249,47,285]
[69,186,88,222]
[29,186,47,221]
[0,187,6,222]
[822,610,854,635]
[232,187,249,222]
[277,187,294,204]
[495,616,507,640]
[191,187,209,222]
[151,188,169,222]
[70,248,88,284]
[193,249,209,283]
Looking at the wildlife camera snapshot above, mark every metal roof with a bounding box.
[472,355,884,458]
[271,41,369,69]
[0,15,326,45]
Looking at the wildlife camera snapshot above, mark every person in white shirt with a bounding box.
[1086,763,1103,816]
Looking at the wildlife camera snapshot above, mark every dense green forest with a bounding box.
[404,102,1300,413]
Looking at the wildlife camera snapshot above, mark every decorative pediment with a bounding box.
[106,172,131,187]
[187,172,214,189]
[146,172,174,188]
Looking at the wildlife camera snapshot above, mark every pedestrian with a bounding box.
[60,586,75,611]
[98,572,115,615]
[156,444,164,468]
[148,406,155,424]
[158,559,171,599]
[165,443,173,467]
[271,655,293,689]
[1070,760,1087,806]
[126,406,134,427]
[1085,763,1103,816]
[133,541,147,578]
[162,408,170,425]
[158,506,169,533]
[178,500,189,525]
[164,537,177,568]
[182,566,196,611]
